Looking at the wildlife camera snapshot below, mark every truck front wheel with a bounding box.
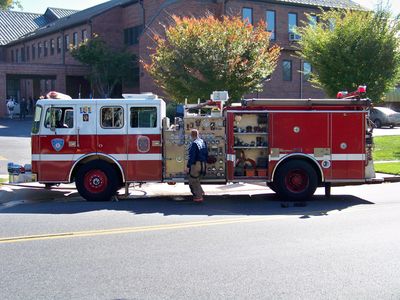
[274,160,317,201]
[76,160,118,201]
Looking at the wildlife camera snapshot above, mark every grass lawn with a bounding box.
[0,177,8,184]
[373,136,400,161]
[374,162,400,175]
[373,136,400,175]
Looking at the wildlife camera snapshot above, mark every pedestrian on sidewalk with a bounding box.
[186,129,208,202]
[19,98,27,120]
[6,98,15,119]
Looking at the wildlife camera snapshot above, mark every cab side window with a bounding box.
[101,106,124,128]
[44,107,74,128]
[130,107,157,128]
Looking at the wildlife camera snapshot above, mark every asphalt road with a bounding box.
[1,182,400,299]
[373,126,400,136]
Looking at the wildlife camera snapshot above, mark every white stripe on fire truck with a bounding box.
[269,154,366,161]
[31,154,83,161]
[127,154,162,161]
[32,154,162,161]
[331,154,366,161]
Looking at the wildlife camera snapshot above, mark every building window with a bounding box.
[50,39,55,55]
[130,107,157,128]
[44,41,48,56]
[26,46,30,61]
[16,48,19,62]
[21,47,25,62]
[124,25,143,46]
[288,13,300,40]
[303,62,312,81]
[57,36,62,53]
[266,10,276,40]
[32,44,35,60]
[38,42,42,58]
[288,13,297,33]
[310,15,318,27]
[73,32,78,46]
[242,7,253,25]
[283,60,292,81]
[10,50,14,62]
[101,106,124,128]
[82,29,88,41]
[64,34,70,52]
[329,18,336,31]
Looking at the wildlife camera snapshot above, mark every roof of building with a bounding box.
[44,7,79,22]
[271,0,363,9]
[11,0,137,45]
[0,11,44,45]
[0,8,78,46]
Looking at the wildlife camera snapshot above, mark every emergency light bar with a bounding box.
[337,85,367,99]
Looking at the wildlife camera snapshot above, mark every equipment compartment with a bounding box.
[231,113,269,179]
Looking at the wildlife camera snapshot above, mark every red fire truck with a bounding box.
[8,89,375,201]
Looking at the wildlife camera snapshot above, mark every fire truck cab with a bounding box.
[29,94,165,201]
[10,90,375,202]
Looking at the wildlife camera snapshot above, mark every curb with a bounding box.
[375,172,400,183]
[381,176,400,183]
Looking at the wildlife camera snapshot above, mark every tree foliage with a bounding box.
[0,0,21,10]
[71,35,137,98]
[143,15,281,103]
[297,9,400,102]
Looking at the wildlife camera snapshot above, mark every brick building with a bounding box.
[0,0,362,117]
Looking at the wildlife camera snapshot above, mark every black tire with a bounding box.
[75,160,118,201]
[274,160,318,201]
[373,119,382,128]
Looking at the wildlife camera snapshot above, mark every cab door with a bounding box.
[96,104,128,174]
[126,104,163,181]
[38,104,77,182]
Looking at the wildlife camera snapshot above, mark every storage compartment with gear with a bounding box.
[231,112,269,179]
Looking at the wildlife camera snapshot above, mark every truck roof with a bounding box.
[242,98,371,107]
[36,97,166,106]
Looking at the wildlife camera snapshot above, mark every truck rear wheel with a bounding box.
[76,160,118,201]
[274,160,317,201]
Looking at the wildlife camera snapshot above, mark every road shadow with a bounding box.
[0,186,374,218]
[0,117,32,137]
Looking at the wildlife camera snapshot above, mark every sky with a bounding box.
[14,0,400,16]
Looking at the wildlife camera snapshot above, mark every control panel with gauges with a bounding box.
[163,116,226,182]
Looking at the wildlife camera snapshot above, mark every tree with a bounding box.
[143,15,280,103]
[0,0,21,10]
[71,35,137,98]
[296,9,400,102]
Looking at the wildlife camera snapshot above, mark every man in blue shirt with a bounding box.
[186,129,208,202]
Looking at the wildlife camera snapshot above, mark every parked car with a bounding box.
[369,107,400,128]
